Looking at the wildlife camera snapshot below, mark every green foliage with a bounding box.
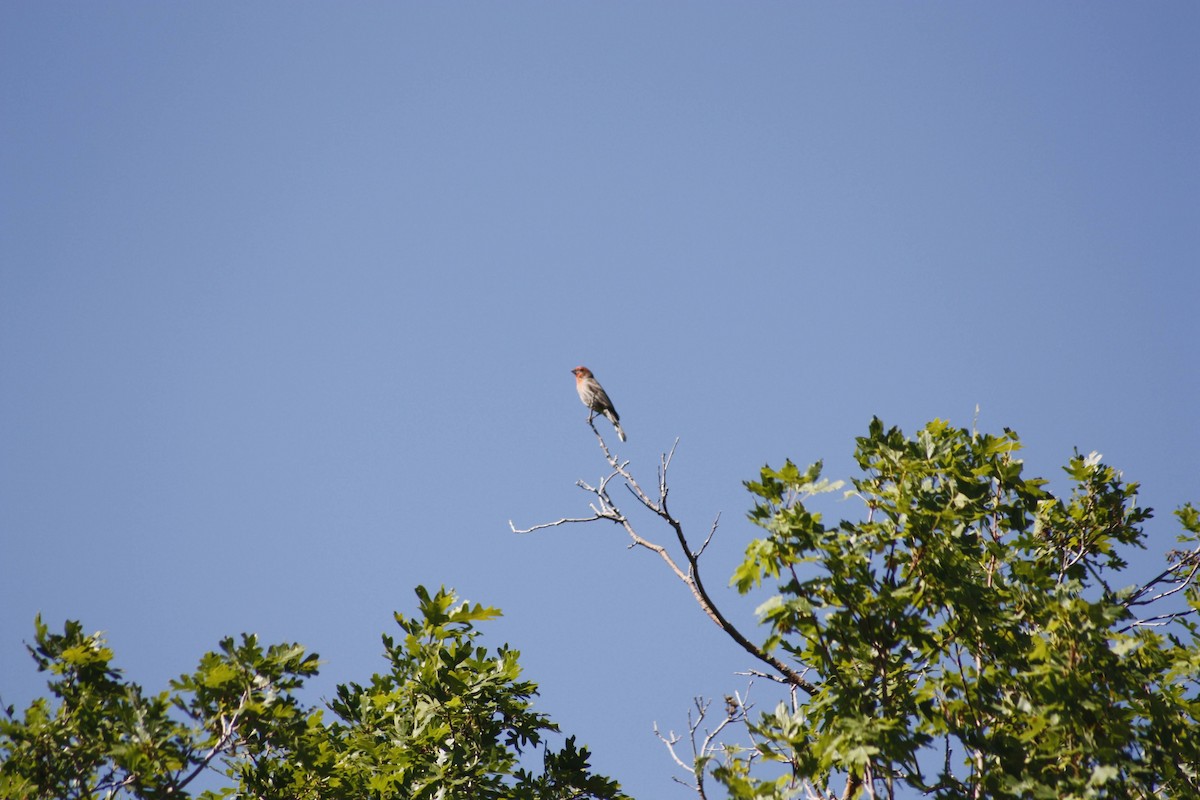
[720,418,1200,799]
[1,617,316,800]
[0,587,627,800]
[8,419,1198,800]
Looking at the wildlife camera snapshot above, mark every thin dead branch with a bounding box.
[510,420,818,696]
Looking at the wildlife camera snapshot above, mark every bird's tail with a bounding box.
[606,412,627,442]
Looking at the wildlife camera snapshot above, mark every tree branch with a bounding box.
[510,421,818,697]
[1123,543,1200,608]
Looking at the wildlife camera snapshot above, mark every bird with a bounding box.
[571,366,626,442]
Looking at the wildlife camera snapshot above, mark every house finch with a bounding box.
[571,366,626,442]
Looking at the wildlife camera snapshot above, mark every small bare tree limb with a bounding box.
[1123,543,1200,607]
[655,692,755,800]
[509,514,607,534]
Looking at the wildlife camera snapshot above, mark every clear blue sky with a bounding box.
[2,4,1197,797]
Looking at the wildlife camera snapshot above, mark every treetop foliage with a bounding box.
[0,586,628,800]
[718,418,1200,799]
[5,417,1199,800]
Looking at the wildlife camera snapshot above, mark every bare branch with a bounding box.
[736,668,793,684]
[653,722,691,773]
[1124,543,1200,607]
[509,514,607,535]
[1118,608,1200,633]
[511,421,822,696]
[656,693,756,800]
[655,718,709,799]
[695,513,721,559]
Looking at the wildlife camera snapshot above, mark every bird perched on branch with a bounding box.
[571,366,626,442]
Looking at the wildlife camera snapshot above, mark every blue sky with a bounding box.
[2,4,1198,797]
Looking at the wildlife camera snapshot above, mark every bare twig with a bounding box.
[1118,609,1200,633]
[655,693,754,800]
[696,513,722,559]
[509,514,609,535]
[736,668,795,685]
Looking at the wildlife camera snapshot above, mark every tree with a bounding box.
[513,416,1200,799]
[0,586,628,800]
[7,418,1199,800]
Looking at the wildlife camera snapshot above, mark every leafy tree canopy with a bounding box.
[0,586,628,800]
[716,419,1200,799]
[6,418,1200,800]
